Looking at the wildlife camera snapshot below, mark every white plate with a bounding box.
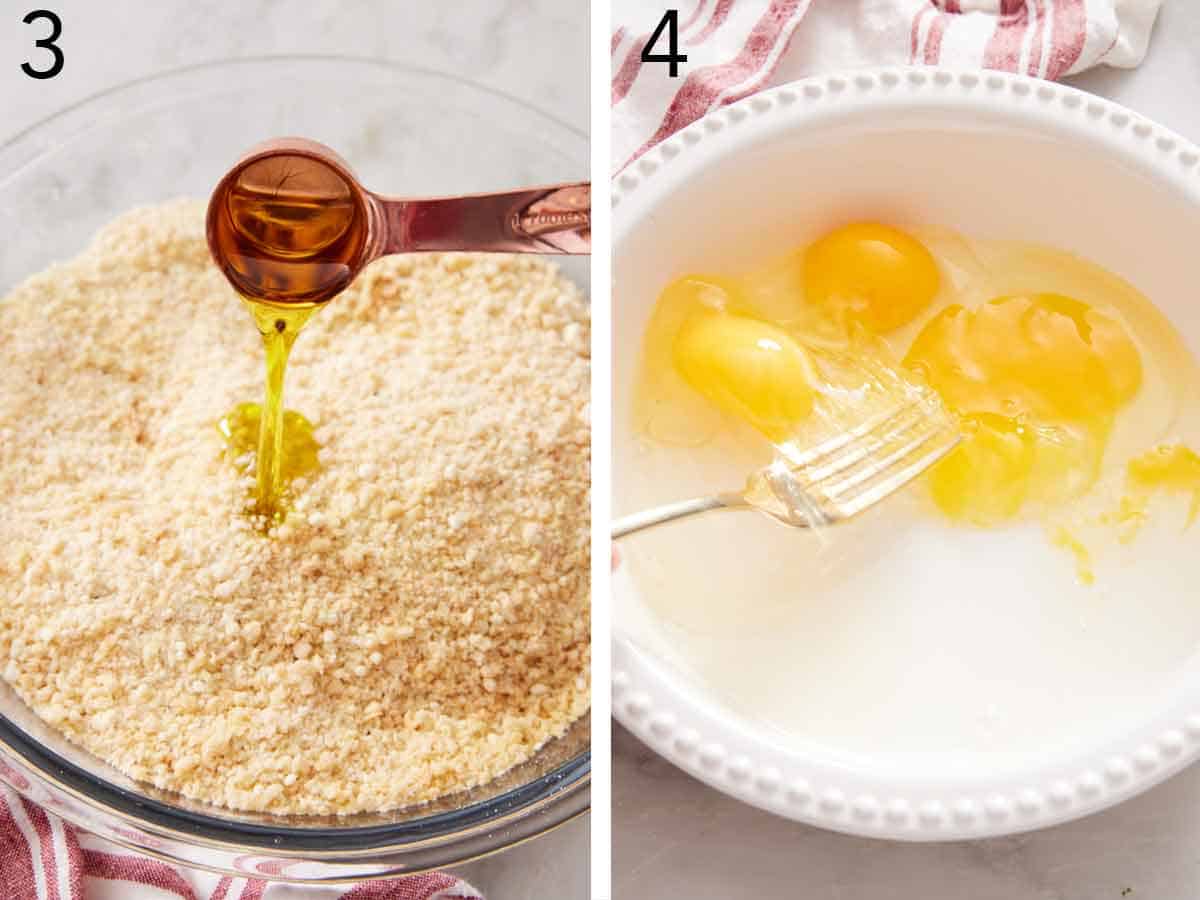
[612,67,1200,840]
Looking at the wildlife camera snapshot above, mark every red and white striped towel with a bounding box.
[612,0,1163,169]
[0,785,482,900]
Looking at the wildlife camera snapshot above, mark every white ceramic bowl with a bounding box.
[612,66,1200,841]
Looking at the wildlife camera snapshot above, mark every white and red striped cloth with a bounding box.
[612,0,1163,169]
[0,785,482,900]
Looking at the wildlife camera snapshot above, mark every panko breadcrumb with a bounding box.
[0,201,590,815]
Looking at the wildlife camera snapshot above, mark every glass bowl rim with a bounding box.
[0,53,587,178]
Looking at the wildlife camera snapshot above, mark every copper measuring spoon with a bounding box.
[207,137,590,305]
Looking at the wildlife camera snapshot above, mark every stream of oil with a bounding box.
[216,302,321,524]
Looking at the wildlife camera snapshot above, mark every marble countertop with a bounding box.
[614,4,1200,898]
[1,2,588,897]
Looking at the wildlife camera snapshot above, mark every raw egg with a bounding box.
[634,221,1199,573]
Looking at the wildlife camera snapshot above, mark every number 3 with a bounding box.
[21,10,64,80]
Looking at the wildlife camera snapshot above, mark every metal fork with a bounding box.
[612,397,960,539]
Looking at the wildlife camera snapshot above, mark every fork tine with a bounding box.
[789,403,928,487]
[821,426,960,519]
[815,419,950,498]
[780,399,927,469]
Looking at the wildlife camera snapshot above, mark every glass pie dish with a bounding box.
[0,56,589,882]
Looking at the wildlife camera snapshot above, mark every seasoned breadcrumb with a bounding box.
[0,201,590,815]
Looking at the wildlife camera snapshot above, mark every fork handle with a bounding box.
[612,493,751,539]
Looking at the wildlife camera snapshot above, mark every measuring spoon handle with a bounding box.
[371,182,590,256]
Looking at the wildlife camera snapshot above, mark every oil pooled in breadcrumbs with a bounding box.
[0,201,590,815]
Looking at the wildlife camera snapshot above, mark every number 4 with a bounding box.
[641,10,688,78]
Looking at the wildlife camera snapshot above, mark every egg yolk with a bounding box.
[1118,444,1200,532]
[1050,526,1095,586]
[1127,444,1200,494]
[905,293,1142,522]
[804,222,940,333]
[905,294,1141,423]
[673,309,816,443]
[928,413,1034,525]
